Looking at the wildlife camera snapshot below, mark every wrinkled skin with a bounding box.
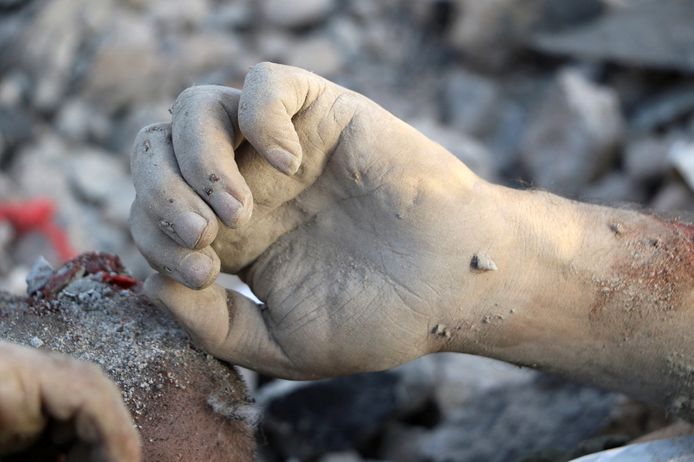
[131,63,694,421]
[0,341,141,461]
[131,63,483,379]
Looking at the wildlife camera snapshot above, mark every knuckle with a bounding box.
[173,85,217,114]
[131,123,170,164]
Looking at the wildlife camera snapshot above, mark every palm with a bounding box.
[215,95,473,375]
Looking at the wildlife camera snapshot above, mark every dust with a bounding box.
[0,253,255,460]
[590,217,694,334]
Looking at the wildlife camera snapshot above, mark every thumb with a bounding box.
[144,274,298,378]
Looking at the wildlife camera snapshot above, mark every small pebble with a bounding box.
[471,252,498,272]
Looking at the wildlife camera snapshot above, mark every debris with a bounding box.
[532,0,694,73]
[432,323,451,338]
[471,252,498,272]
[520,69,623,196]
[25,255,54,295]
[669,140,694,192]
[261,0,336,29]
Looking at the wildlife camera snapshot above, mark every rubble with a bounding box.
[532,0,694,74]
[0,0,692,459]
[0,252,255,461]
[520,69,623,196]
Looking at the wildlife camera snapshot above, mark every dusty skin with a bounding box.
[0,341,141,461]
[131,63,694,419]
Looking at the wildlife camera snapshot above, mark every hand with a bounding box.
[130,62,492,379]
[0,341,141,461]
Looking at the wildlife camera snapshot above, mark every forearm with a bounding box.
[456,183,694,419]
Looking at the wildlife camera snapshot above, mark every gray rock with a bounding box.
[262,370,431,460]
[651,181,694,213]
[440,69,500,137]
[571,436,694,462]
[532,0,694,73]
[520,69,623,196]
[428,353,535,418]
[410,118,497,181]
[447,0,603,68]
[582,172,645,205]
[261,0,336,29]
[285,36,345,77]
[55,98,110,143]
[624,136,672,182]
[382,376,620,462]
[669,139,694,192]
[25,256,54,295]
[630,86,694,133]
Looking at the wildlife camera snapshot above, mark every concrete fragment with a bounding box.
[624,136,672,182]
[669,140,694,192]
[532,0,694,73]
[25,255,54,295]
[285,36,345,77]
[520,69,623,196]
[261,0,335,29]
[440,69,500,137]
[471,252,498,272]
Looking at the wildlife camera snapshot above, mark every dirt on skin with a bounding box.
[591,217,694,336]
[0,253,256,461]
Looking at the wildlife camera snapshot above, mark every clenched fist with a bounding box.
[129,62,495,379]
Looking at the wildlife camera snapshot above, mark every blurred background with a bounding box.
[1,0,693,460]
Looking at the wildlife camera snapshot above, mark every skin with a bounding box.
[0,341,141,461]
[131,62,694,419]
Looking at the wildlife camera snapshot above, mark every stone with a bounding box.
[428,353,535,418]
[382,376,620,462]
[651,182,694,213]
[624,136,672,182]
[447,0,603,68]
[318,451,363,462]
[25,255,54,295]
[520,69,623,196]
[669,140,694,192]
[532,0,694,74]
[261,0,336,29]
[581,172,645,205]
[285,36,345,77]
[409,118,497,181]
[630,86,694,132]
[55,98,111,143]
[571,436,694,462]
[262,371,429,460]
[440,69,500,137]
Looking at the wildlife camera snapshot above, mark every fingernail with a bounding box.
[268,148,300,175]
[180,253,214,289]
[209,191,245,227]
[174,212,209,248]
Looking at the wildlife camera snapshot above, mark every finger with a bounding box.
[130,203,220,289]
[239,62,324,175]
[131,122,218,250]
[172,86,253,228]
[0,344,44,452]
[39,357,141,462]
[144,274,302,379]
